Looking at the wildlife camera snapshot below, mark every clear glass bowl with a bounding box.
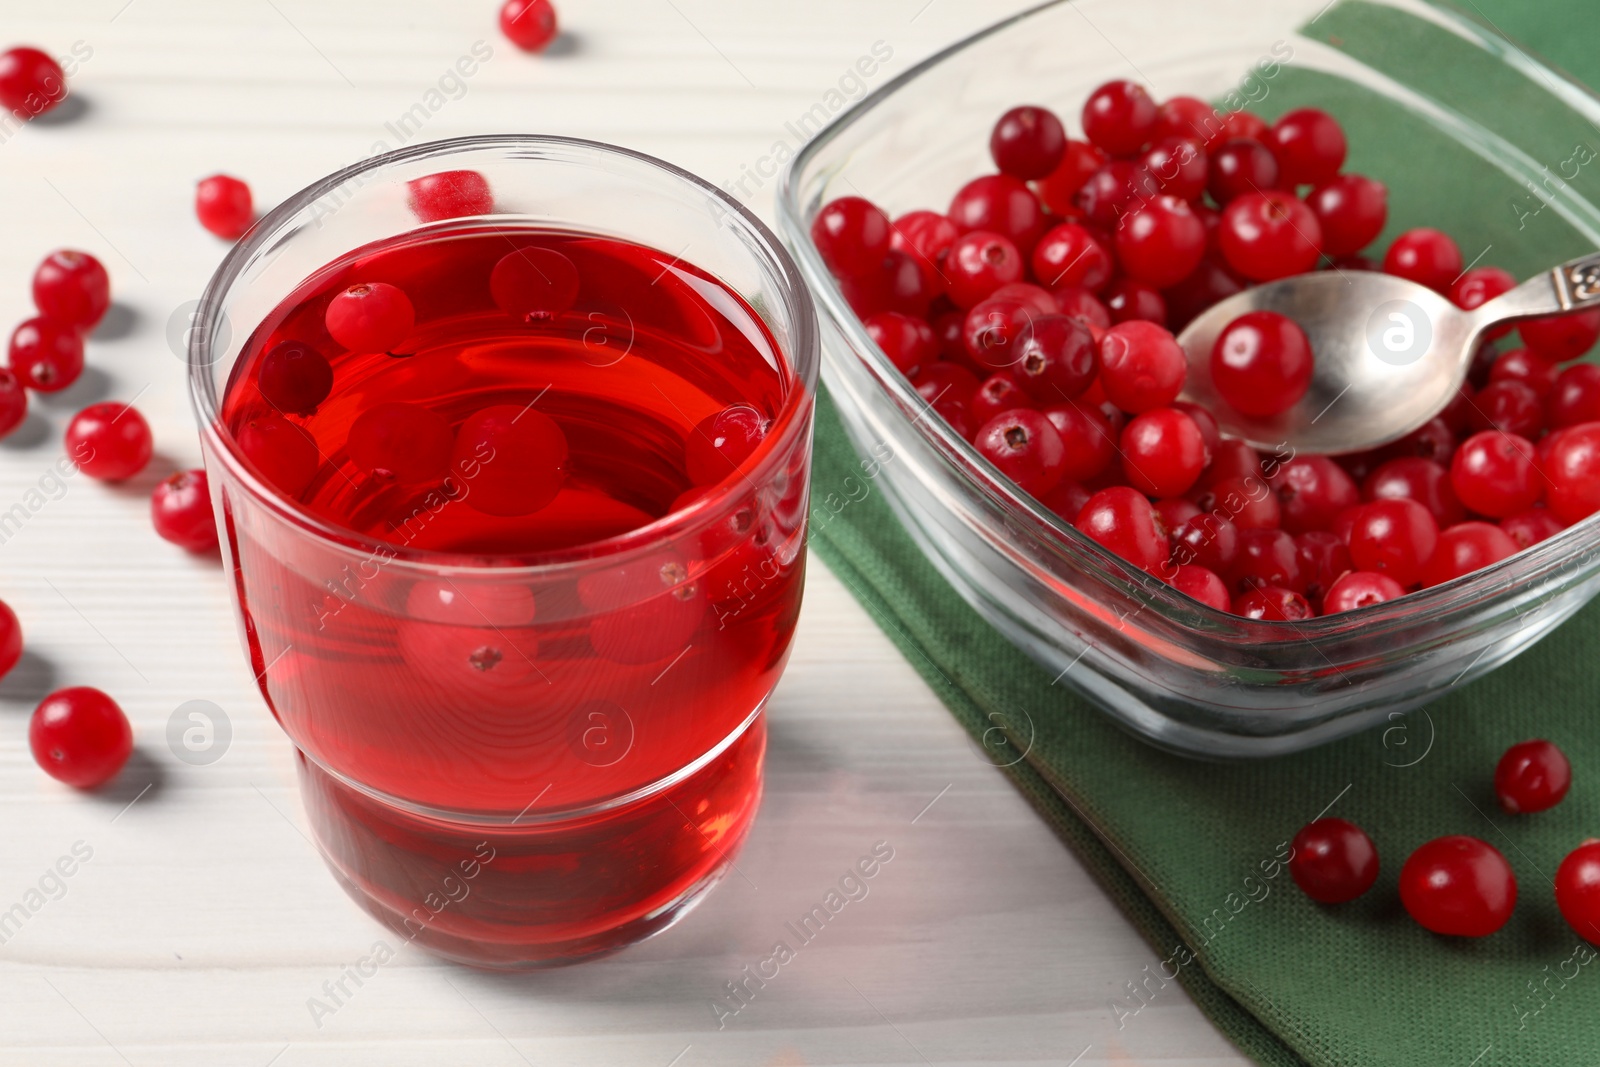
[778,0,1600,756]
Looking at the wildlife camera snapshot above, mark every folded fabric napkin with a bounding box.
[807,2,1600,1063]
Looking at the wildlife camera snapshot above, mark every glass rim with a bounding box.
[188,133,819,576]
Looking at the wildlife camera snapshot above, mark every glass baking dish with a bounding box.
[777,0,1600,756]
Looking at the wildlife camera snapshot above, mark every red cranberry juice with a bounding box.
[218,226,806,963]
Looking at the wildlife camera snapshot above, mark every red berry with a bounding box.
[1488,348,1558,399]
[1170,564,1230,610]
[1521,309,1600,363]
[975,408,1066,496]
[1383,416,1456,465]
[499,0,559,52]
[1364,457,1465,528]
[32,250,111,332]
[1115,195,1206,288]
[1420,521,1517,587]
[195,174,253,240]
[1469,379,1544,438]
[1305,174,1387,257]
[1163,260,1245,332]
[989,282,1059,316]
[1206,138,1279,205]
[1548,364,1600,428]
[1450,266,1517,341]
[1210,310,1314,417]
[1030,223,1112,292]
[1267,456,1358,534]
[866,311,938,376]
[890,210,960,276]
[1081,80,1158,156]
[1191,475,1282,531]
[1170,511,1240,574]
[1013,315,1097,402]
[1399,836,1516,937]
[1542,421,1600,523]
[686,405,766,487]
[1043,403,1116,482]
[453,405,569,515]
[1347,498,1438,587]
[1231,527,1303,594]
[347,402,453,483]
[1294,530,1352,606]
[990,105,1067,180]
[961,298,1035,370]
[881,248,939,318]
[1383,228,1461,292]
[325,283,415,353]
[949,175,1045,253]
[1141,137,1207,201]
[1289,818,1379,903]
[0,47,67,119]
[1103,278,1167,326]
[1120,408,1206,497]
[0,598,21,680]
[406,170,494,222]
[1555,841,1600,944]
[8,316,84,392]
[151,469,219,553]
[1500,508,1565,549]
[945,231,1024,309]
[67,403,153,482]
[1322,570,1405,613]
[491,247,580,323]
[1494,739,1571,815]
[970,372,1031,428]
[237,414,321,498]
[1216,110,1270,142]
[1266,108,1346,186]
[1034,139,1108,215]
[1451,430,1541,518]
[1075,161,1153,229]
[1232,585,1312,621]
[1154,95,1222,146]
[913,361,979,405]
[29,687,133,789]
[1074,486,1168,573]
[0,369,25,438]
[1099,321,1185,413]
[1053,286,1113,330]
[1219,190,1322,281]
[257,341,333,415]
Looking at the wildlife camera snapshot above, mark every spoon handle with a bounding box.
[1475,251,1600,327]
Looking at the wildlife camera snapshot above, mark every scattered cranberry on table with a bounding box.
[1555,840,1600,945]
[151,469,220,553]
[499,0,560,53]
[1493,739,1571,814]
[0,46,67,119]
[1289,817,1379,904]
[32,250,111,332]
[29,687,133,790]
[66,402,154,482]
[195,174,254,239]
[1399,835,1517,937]
[0,598,21,681]
[0,368,27,439]
[9,316,84,392]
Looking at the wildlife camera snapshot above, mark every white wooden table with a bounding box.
[0,3,1254,1063]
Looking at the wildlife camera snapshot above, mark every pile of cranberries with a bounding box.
[812,81,1600,620]
[1288,738,1600,945]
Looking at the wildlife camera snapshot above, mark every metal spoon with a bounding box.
[1176,251,1600,455]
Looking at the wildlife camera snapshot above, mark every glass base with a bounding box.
[295,713,765,969]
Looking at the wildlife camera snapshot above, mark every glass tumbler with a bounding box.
[187,137,817,968]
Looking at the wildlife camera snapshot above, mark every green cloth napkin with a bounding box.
[806,3,1600,1063]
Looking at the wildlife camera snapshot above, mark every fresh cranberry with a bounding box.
[1382,228,1461,292]
[990,105,1067,180]
[1075,161,1154,229]
[975,408,1067,496]
[913,361,980,406]
[1209,310,1314,417]
[0,47,67,118]
[1081,80,1157,156]
[325,283,415,353]
[891,210,960,276]
[0,598,20,680]
[1322,570,1405,613]
[1542,422,1600,523]
[1469,379,1544,438]
[1154,497,1202,530]
[1034,140,1108,215]
[1030,223,1112,291]
[1231,527,1303,593]
[238,414,321,497]
[685,405,766,486]
[406,170,494,222]
[1139,137,1207,201]
[1347,498,1438,586]
[1290,818,1379,903]
[1052,286,1113,330]
[1216,110,1270,143]
[1043,403,1116,482]
[1170,511,1241,574]
[1555,841,1600,944]
[1232,585,1312,621]
[453,405,569,514]
[1492,738,1570,815]
[32,250,111,332]
[1162,260,1244,331]
[961,298,1035,370]
[1399,836,1516,937]
[1170,564,1230,610]
[1420,521,1517,587]
[1305,174,1387,257]
[1206,138,1279,205]
[0,369,26,438]
[1451,430,1541,518]
[67,403,153,482]
[1040,480,1092,523]
[1012,315,1097,402]
[989,282,1059,316]
[1450,266,1517,339]
[949,175,1046,254]
[1488,348,1558,399]
[1172,401,1220,456]
[811,196,892,280]
[195,174,253,240]
[1269,456,1359,533]
[1098,321,1185,413]
[1120,408,1205,497]
[499,0,559,52]
[1199,475,1282,530]
[1154,95,1222,146]
[1441,382,1478,434]
[1207,439,1265,484]
[347,402,454,483]
[8,317,84,392]
[1115,195,1205,288]
[1103,278,1167,326]
[944,231,1024,308]
[29,687,133,789]
[1266,108,1346,186]
[1521,309,1600,363]
[1219,190,1322,281]
[867,311,938,376]
[1547,364,1600,428]
[491,247,581,323]
[1364,457,1465,527]
[150,469,219,552]
[257,341,333,415]
[881,248,939,317]
[1384,416,1456,465]
[1500,508,1565,548]
[1074,486,1168,573]
[1294,530,1352,606]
